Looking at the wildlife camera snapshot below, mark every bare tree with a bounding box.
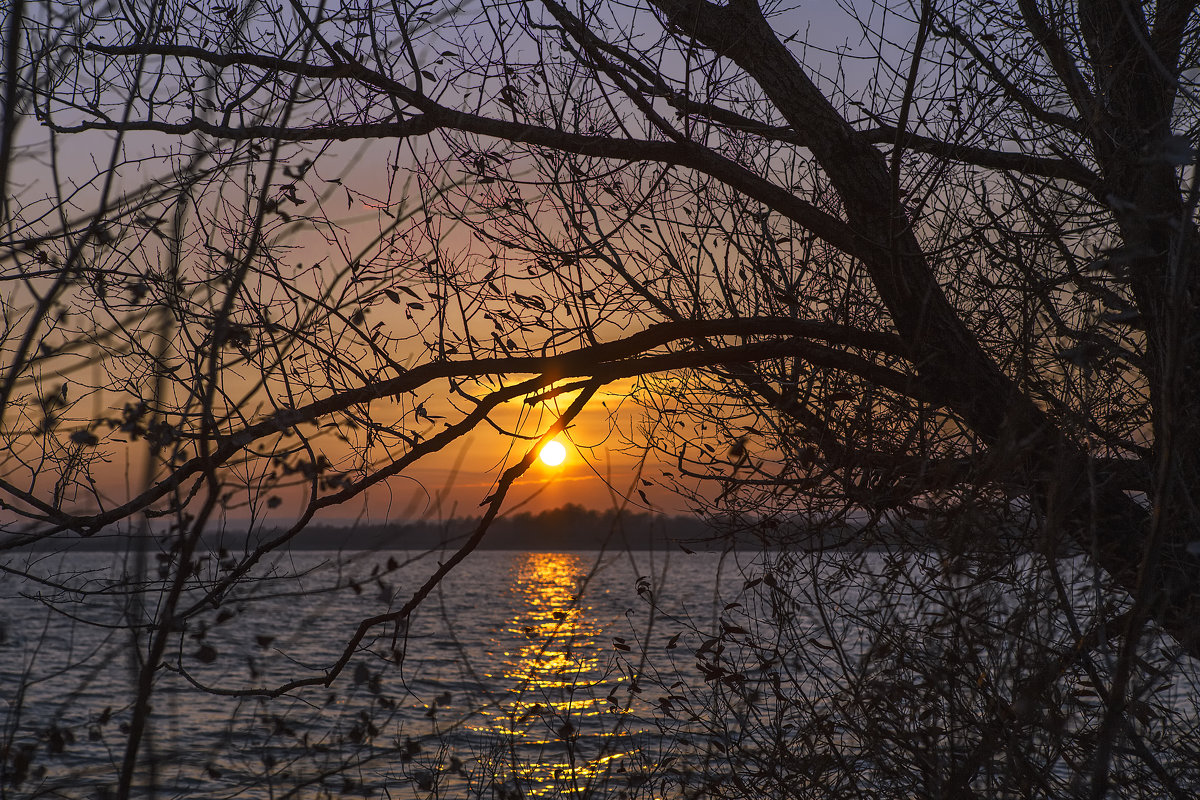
[4,0,1200,797]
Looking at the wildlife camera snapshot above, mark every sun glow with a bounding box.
[539,440,567,467]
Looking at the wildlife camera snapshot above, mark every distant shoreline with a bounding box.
[4,504,877,553]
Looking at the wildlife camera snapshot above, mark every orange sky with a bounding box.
[310,379,681,524]
[4,110,730,529]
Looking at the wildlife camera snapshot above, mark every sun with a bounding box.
[539,440,567,467]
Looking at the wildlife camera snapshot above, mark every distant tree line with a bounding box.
[268,504,711,551]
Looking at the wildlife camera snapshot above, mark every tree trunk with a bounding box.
[654,0,1200,657]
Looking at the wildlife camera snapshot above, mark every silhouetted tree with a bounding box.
[4,0,1200,797]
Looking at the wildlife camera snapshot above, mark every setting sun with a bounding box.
[539,440,567,467]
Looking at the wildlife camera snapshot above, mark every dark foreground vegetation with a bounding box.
[5,0,1200,797]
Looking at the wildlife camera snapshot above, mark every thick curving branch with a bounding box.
[0,317,920,541]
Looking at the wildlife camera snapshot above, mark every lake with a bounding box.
[1,547,757,798]
[4,544,1200,798]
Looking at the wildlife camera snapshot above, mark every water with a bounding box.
[0,547,749,798]
[5,545,1200,799]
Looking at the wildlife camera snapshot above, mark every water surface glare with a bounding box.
[1,548,747,798]
[5,546,1200,798]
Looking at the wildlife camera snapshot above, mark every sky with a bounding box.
[1,1,907,528]
[281,2,891,523]
[339,381,674,524]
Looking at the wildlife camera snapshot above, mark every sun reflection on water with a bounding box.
[471,552,640,797]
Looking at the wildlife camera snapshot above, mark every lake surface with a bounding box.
[0,547,757,798]
[5,545,1200,798]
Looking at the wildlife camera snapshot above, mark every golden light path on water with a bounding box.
[471,552,642,797]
